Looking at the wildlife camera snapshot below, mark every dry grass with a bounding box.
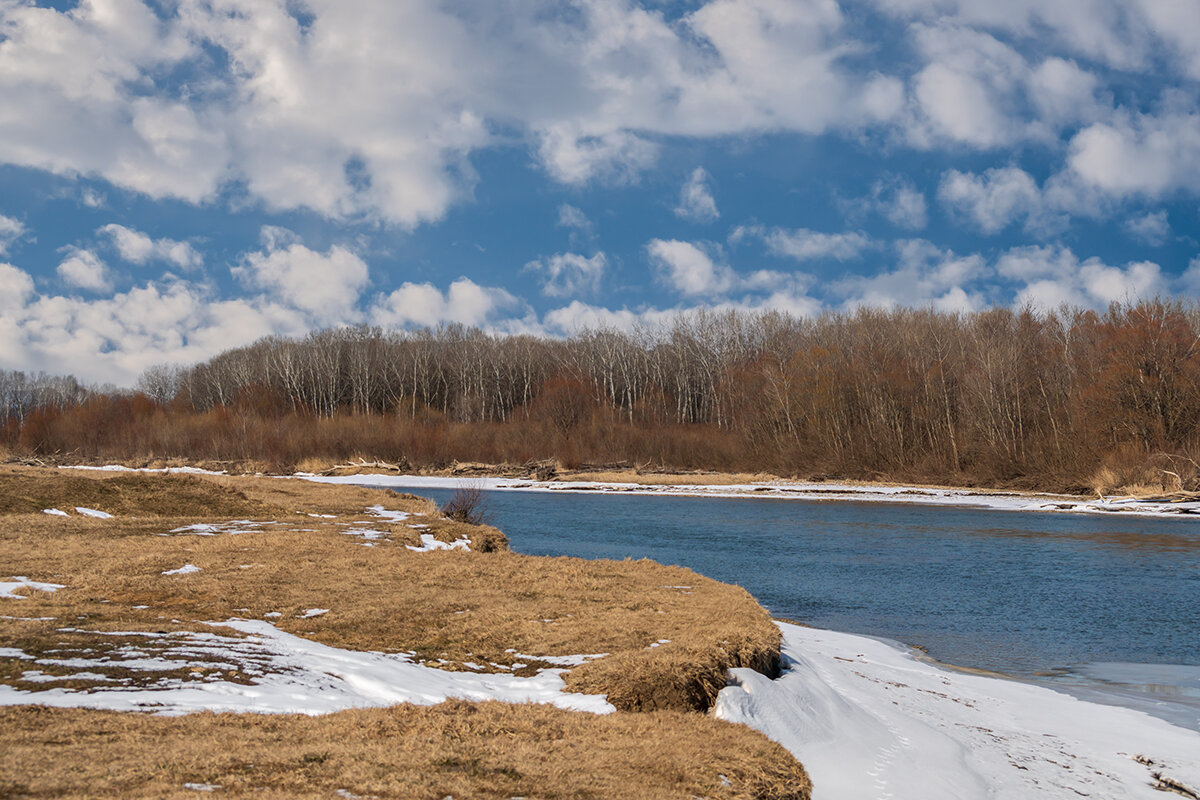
[1,467,779,710]
[0,702,811,799]
[0,466,803,798]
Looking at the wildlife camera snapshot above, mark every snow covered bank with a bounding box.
[0,619,613,716]
[715,622,1200,800]
[298,473,1200,518]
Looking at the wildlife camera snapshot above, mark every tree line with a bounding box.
[5,300,1200,494]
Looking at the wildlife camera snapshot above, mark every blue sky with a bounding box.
[0,0,1198,384]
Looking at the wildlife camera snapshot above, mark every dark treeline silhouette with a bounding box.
[5,301,1200,494]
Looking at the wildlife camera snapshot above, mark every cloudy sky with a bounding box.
[1,0,1199,384]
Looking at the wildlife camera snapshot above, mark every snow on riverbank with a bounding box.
[0,619,613,716]
[297,473,1200,518]
[715,622,1200,800]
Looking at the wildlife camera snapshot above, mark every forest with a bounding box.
[3,300,1200,495]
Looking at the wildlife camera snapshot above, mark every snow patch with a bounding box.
[0,577,66,599]
[74,507,112,519]
[503,649,608,667]
[0,619,614,716]
[162,564,200,576]
[300,608,328,618]
[42,508,69,517]
[405,533,470,552]
[714,622,1200,800]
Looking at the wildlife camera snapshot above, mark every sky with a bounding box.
[0,0,1199,385]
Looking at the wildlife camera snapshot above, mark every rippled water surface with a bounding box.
[367,483,1200,724]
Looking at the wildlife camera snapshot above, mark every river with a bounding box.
[352,479,1200,730]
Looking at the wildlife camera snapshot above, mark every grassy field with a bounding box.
[0,466,807,799]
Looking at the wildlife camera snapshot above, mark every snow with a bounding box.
[42,508,68,516]
[65,465,227,476]
[714,622,1200,800]
[183,783,222,792]
[1,577,66,599]
[74,507,112,519]
[301,608,328,618]
[162,564,200,576]
[503,649,609,667]
[0,647,31,659]
[301,474,1200,518]
[365,505,410,523]
[0,619,614,716]
[168,520,277,536]
[406,533,471,552]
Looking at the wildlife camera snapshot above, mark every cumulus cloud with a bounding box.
[1122,211,1171,246]
[674,167,719,223]
[371,278,521,329]
[996,245,1165,310]
[863,177,929,230]
[760,228,873,261]
[938,167,1044,233]
[98,224,202,270]
[1065,110,1200,199]
[524,252,608,298]
[232,229,369,324]
[0,275,314,385]
[0,215,26,255]
[834,239,989,312]
[56,248,110,292]
[647,239,736,297]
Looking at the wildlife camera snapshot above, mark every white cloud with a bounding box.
[557,204,593,235]
[0,215,26,255]
[370,278,520,329]
[1122,211,1171,246]
[1066,110,1200,198]
[674,167,719,223]
[0,275,313,385]
[524,252,608,298]
[996,245,1165,310]
[0,263,35,314]
[0,0,912,224]
[647,239,735,297]
[761,228,873,261]
[56,249,110,292]
[938,167,1044,233]
[1181,257,1200,293]
[98,224,202,270]
[232,229,369,324]
[869,177,929,230]
[834,239,989,312]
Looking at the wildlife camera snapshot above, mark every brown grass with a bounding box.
[1,467,779,711]
[0,702,811,799]
[0,466,803,798]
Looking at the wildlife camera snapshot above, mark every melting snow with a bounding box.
[1,577,66,599]
[168,520,277,536]
[162,564,200,576]
[300,608,328,618]
[74,507,112,519]
[406,534,470,552]
[42,508,69,517]
[714,622,1200,800]
[0,619,614,716]
[365,505,410,523]
[503,649,608,667]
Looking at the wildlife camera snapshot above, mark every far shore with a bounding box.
[291,468,1200,519]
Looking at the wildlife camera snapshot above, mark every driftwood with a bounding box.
[317,457,408,475]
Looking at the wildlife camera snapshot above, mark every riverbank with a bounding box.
[717,622,1200,800]
[297,471,1200,518]
[0,465,806,798]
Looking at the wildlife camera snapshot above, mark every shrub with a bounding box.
[439,482,490,526]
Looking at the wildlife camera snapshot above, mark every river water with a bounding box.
[359,481,1200,729]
